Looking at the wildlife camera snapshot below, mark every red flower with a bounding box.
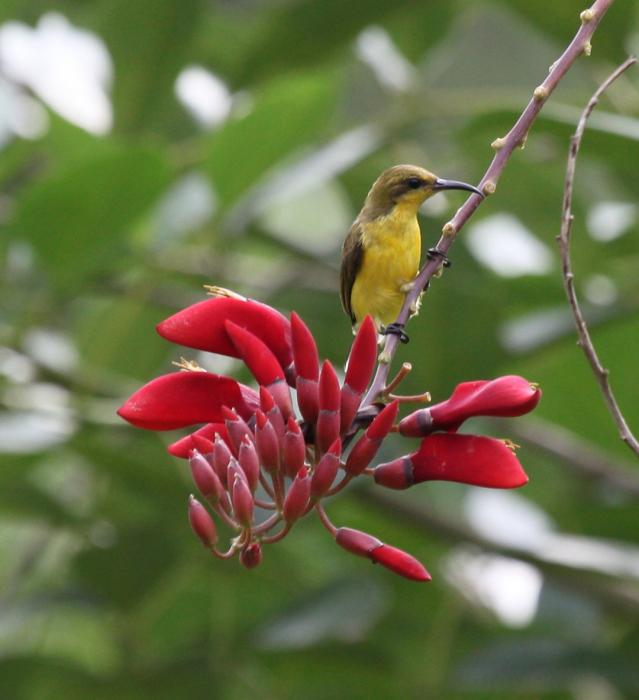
[118,287,540,582]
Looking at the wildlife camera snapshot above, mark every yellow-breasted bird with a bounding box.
[340,164,482,340]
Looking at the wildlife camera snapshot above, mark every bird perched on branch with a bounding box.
[340,164,482,341]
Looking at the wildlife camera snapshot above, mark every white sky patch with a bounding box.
[355,26,417,91]
[0,13,113,134]
[465,213,553,277]
[175,65,233,128]
[587,201,637,242]
[443,548,542,627]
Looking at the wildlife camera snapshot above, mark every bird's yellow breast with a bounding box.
[351,203,421,328]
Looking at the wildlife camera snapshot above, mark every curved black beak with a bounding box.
[433,178,483,197]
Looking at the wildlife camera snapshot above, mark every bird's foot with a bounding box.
[409,292,423,317]
[426,247,452,268]
[382,323,409,344]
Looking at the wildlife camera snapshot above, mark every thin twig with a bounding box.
[557,55,639,457]
[362,0,616,407]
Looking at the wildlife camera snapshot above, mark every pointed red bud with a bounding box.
[156,296,294,382]
[283,467,311,523]
[238,437,260,492]
[231,472,254,527]
[310,438,341,498]
[290,312,319,381]
[117,372,246,430]
[345,400,398,476]
[375,434,529,490]
[191,434,215,455]
[296,376,319,425]
[240,542,263,569]
[167,422,230,458]
[400,376,541,436]
[223,407,254,455]
[260,386,285,442]
[283,416,306,478]
[316,360,341,453]
[335,527,430,582]
[344,315,377,394]
[255,410,280,473]
[188,495,217,547]
[225,321,293,418]
[189,450,226,504]
[212,433,233,486]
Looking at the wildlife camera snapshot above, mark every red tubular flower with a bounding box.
[167,422,230,458]
[283,467,311,523]
[156,293,295,383]
[282,416,306,479]
[225,321,293,419]
[374,433,528,490]
[316,360,341,453]
[240,542,263,569]
[291,312,320,425]
[310,438,341,499]
[188,495,218,548]
[117,372,250,430]
[345,400,398,476]
[340,316,377,433]
[335,527,430,582]
[255,410,280,473]
[399,375,541,437]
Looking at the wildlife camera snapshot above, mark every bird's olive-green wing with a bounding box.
[340,221,364,325]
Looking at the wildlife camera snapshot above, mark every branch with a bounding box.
[557,56,639,457]
[362,0,616,406]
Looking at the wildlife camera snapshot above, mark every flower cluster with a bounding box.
[118,289,541,582]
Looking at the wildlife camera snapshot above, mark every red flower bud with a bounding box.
[231,472,254,527]
[345,400,398,476]
[282,416,306,479]
[212,433,233,486]
[189,449,225,503]
[188,495,217,547]
[374,434,528,490]
[290,312,319,382]
[400,376,541,436]
[283,467,311,523]
[240,542,263,569]
[310,438,341,498]
[335,527,430,581]
[156,295,294,383]
[238,437,260,492]
[260,386,285,443]
[316,360,341,453]
[167,422,230,458]
[296,376,320,426]
[255,410,280,473]
[117,372,247,430]
[225,321,293,418]
[223,407,254,455]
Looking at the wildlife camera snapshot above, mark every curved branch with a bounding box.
[362,0,616,406]
[557,56,639,457]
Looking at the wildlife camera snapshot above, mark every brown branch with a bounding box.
[557,56,639,457]
[362,0,616,407]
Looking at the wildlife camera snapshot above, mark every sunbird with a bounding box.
[340,164,482,340]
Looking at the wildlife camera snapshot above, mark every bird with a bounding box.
[340,164,482,341]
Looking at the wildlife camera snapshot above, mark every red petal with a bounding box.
[168,422,229,458]
[373,456,414,490]
[117,372,245,430]
[157,296,293,377]
[335,527,382,556]
[345,401,397,475]
[290,312,319,381]
[370,544,431,582]
[412,434,529,488]
[344,315,377,394]
[225,321,285,386]
[283,467,311,523]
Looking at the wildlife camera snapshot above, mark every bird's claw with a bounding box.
[382,323,410,344]
[426,247,452,268]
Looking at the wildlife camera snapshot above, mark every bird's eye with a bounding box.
[405,177,422,189]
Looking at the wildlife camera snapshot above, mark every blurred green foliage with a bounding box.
[2,1,639,698]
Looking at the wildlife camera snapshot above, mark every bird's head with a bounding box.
[364,164,482,215]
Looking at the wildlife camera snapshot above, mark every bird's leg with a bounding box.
[382,323,409,344]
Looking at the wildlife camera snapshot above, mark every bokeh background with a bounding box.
[2,1,639,698]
